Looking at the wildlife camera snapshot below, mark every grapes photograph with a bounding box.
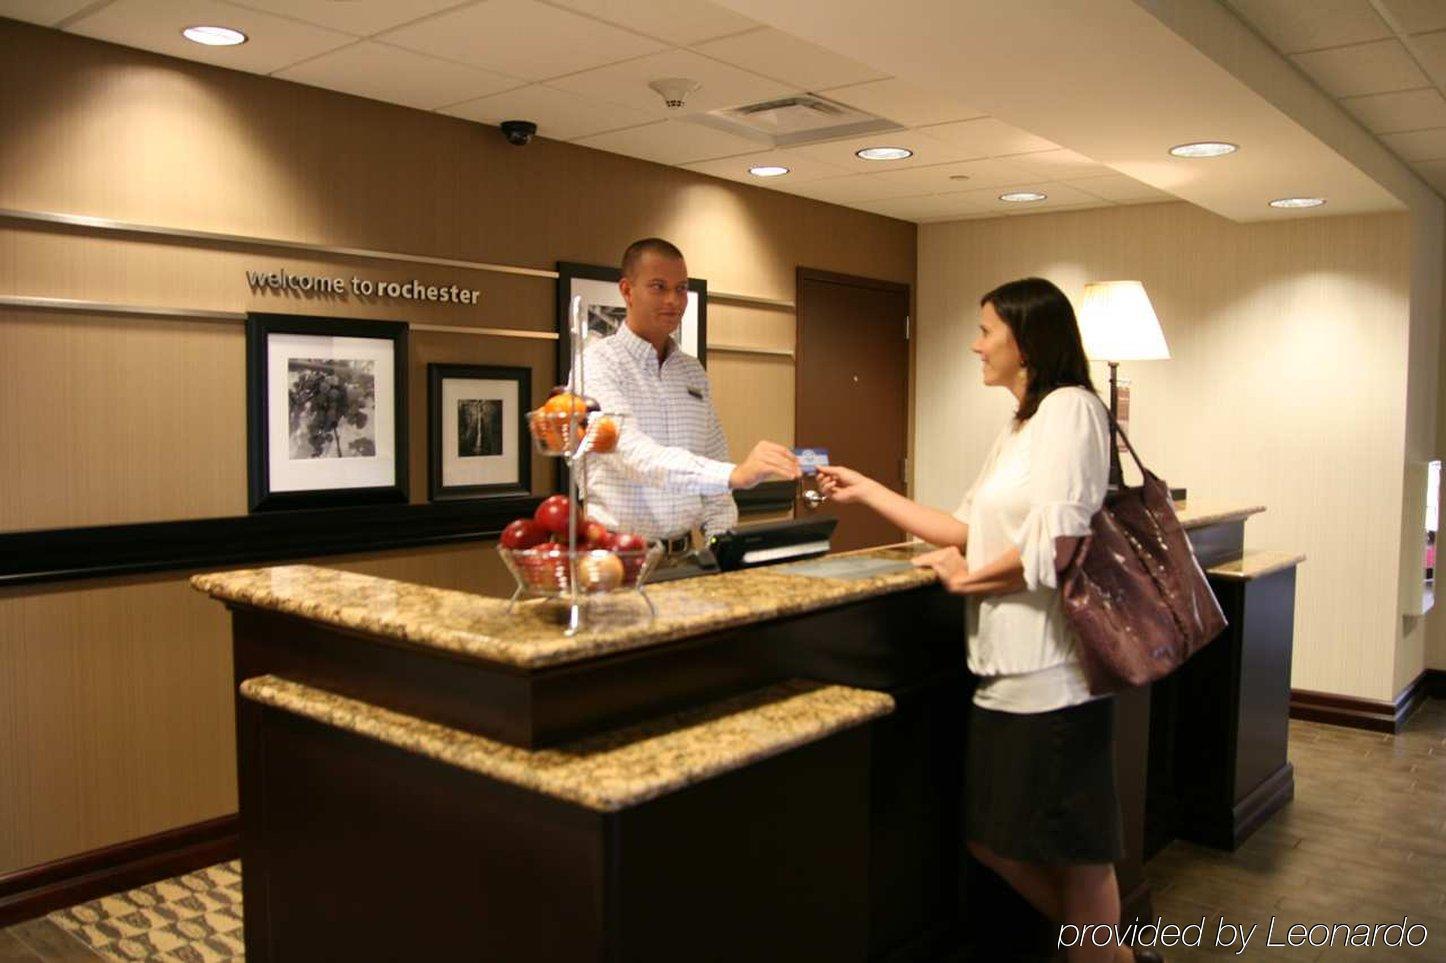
[246,313,408,511]
[286,358,376,460]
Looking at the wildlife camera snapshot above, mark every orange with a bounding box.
[590,417,619,453]
[537,392,587,452]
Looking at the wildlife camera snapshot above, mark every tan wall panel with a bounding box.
[0,541,516,875]
[917,202,1410,701]
[708,303,796,353]
[0,18,915,872]
[0,311,247,530]
[708,353,796,462]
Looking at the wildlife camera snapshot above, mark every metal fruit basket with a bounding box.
[527,409,627,458]
[499,543,663,605]
[503,294,653,635]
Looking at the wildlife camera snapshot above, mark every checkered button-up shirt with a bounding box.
[575,324,739,539]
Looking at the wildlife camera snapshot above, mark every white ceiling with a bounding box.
[0,0,1428,223]
[1225,0,1446,198]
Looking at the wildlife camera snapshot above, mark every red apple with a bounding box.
[534,495,573,534]
[612,532,647,553]
[500,518,548,550]
[582,519,611,548]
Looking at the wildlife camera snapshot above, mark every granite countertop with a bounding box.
[191,501,1266,671]
[240,674,893,812]
[1206,550,1306,581]
[1174,501,1266,529]
[191,544,939,670]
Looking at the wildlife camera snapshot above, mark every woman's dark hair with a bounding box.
[979,277,1096,422]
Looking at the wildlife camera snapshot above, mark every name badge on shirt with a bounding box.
[686,386,704,400]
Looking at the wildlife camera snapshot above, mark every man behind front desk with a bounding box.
[579,237,799,553]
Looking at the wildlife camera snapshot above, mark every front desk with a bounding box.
[191,502,1294,962]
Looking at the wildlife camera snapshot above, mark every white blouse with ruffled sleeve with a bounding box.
[953,386,1110,713]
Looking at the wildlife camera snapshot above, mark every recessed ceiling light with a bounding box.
[856,146,913,161]
[999,191,1047,203]
[948,174,971,181]
[1269,196,1325,209]
[182,25,247,46]
[749,165,790,177]
[1169,141,1237,158]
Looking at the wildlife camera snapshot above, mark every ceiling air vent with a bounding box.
[692,94,902,147]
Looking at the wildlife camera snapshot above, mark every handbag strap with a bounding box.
[1102,400,1151,481]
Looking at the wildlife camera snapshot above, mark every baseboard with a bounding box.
[1289,670,1435,733]
[0,814,238,927]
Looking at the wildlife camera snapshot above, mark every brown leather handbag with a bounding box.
[1059,422,1227,695]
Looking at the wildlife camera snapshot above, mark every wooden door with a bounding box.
[796,269,911,551]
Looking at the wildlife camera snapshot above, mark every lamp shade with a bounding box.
[1078,280,1171,362]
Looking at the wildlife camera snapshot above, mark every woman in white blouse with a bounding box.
[818,278,1156,963]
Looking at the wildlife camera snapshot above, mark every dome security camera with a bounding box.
[500,120,538,146]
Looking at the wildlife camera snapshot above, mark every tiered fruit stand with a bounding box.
[498,296,663,635]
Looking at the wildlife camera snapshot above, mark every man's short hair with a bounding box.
[621,237,685,278]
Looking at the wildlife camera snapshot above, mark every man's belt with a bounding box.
[660,533,692,556]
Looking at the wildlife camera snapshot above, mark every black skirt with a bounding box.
[965,696,1124,864]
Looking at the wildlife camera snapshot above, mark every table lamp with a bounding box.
[1078,280,1170,488]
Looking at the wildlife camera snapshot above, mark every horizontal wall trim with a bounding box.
[0,814,238,927]
[0,206,560,279]
[1,208,794,307]
[0,295,560,340]
[0,497,543,588]
[709,342,796,358]
[709,291,796,310]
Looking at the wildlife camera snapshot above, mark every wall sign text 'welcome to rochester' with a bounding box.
[246,268,481,304]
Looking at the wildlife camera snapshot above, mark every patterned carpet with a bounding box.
[46,862,244,962]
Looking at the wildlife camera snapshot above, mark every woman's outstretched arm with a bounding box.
[815,465,968,547]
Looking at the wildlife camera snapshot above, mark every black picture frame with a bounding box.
[246,312,409,512]
[427,363,532,502]
[554,261,708,385]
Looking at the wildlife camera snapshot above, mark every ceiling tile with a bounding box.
[852,193,991,222]
[785,172,936,203]
[1006,148,1114,180]
[1377,0,1446,35]
[544,0,758,46]
[692,26,889,90]
[1379,125,1446,160]
[828,157,1037,196]
[1409,29,1446,86]
[1066,173,1176,203]
[787,129,979,173]
[1414,158,1446,193]
[1223,0,1392,54]
[818,77,986,128]
[441,83,654,140]
[275,42,522,109]
[65,0,354,75]
[952,181,1106,213]
[0,0,98,25]
[681,149,854,185]
[918,117,1059,159]
[1292,38,1428,97]
[225,0,469,37]
[1340,86,1446,131]
[572,119,761,165]
[378,0,666,82]
[544,48,796,120]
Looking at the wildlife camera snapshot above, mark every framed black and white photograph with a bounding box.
[555,261,707,381]
[427,363,531,501]
[246,313,408,511]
